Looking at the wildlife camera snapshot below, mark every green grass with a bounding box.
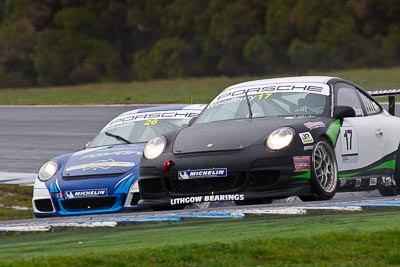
[0,185,33,221]
[1,210,400,266]
[0,67,399,105]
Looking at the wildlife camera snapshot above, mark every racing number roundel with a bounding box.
[340,126,359,160]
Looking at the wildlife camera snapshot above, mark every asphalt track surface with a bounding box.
[0,105,151,173]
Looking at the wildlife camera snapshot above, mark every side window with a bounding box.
[335,83,364,116]
[358,91,382,115]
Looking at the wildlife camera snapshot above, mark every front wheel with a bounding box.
[299,139,338,202]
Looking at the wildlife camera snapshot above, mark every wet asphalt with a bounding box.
[0,105,150,173]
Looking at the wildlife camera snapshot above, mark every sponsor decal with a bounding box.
[170,194,245,205]
[65,158,135,172]
[214,83,329,101]
[303,145,314,151]
[80,150,140,160]
[369,177,377,186]
[284,115,316,120]
[207,95,256,109]
[178,168,227,179]
[304,121,325,130]
[355,178,361,187]
[107,111,199,128]
[342,155,358,163]
[340,180,347,187]
[65,189,108,199]
[208,83,330,107]
[293,156,311,172]
[299,132,314,144]
[382,176,395,186]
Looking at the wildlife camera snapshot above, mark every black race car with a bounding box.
[138,76,400,208]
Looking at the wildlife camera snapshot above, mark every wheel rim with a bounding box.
[312,141,337,193]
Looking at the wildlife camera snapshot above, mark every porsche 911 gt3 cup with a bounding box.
[32,104,205,216]
[138,76,400,208]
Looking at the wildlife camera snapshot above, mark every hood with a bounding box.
[173,117,314,154]
[62,144,145,178]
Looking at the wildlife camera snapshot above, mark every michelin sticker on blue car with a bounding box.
[65,189,108,199]
[178,168,228,180]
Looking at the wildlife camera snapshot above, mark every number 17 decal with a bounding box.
[340,126,359,157]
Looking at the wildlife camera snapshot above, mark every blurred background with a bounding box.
[0,0,398,89]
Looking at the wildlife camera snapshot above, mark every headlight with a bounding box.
[144,136,167,160]
[38,160,58,181]
[266,127,294,150]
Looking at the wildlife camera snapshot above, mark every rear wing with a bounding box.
[369,89,400,116]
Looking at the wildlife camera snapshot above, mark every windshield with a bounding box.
[89,111,197,147]
[196,84,329,124]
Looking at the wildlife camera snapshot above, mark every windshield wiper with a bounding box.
[105,132,132,144]
[244,91,253,119]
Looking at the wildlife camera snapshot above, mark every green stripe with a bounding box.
[291,171,311,179]
[369,160,396,171]
[326,119,341,146]
[339,159,396,180]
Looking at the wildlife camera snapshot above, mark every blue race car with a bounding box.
[32,104,205,216]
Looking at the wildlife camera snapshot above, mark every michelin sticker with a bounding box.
[178,168,227,180]
[170,194,244,205]
[65,189,108,199]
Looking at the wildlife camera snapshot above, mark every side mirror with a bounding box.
[333,106,356,118]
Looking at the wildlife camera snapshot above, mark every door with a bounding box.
[333,83,384,172]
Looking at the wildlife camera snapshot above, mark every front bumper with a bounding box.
[139,146,312,207]
[32,177,142,217]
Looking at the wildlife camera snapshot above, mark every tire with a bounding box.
[379,186,397,197]
[379,149,400,197]
[299,139,338,202]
